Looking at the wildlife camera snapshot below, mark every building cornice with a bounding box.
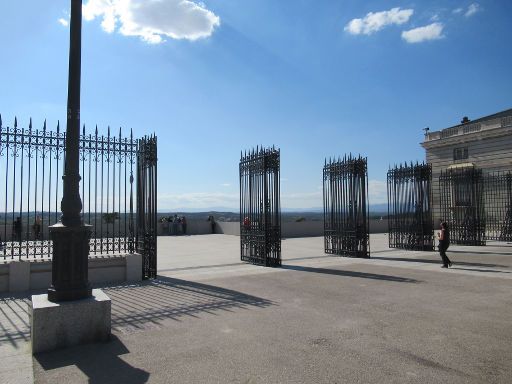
[421,125,512,150]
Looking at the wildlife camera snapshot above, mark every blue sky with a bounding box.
[1,0,511,210]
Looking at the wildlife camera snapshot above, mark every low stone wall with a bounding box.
[0,253,142,294]
[215,219,388,237]
[157,220,212,236]
[215,222,240,235]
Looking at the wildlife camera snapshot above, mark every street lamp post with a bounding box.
[47,0,92,302]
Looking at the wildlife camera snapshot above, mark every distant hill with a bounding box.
[160,203,388,215]
[158,205,389,223]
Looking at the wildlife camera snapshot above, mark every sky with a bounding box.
[0,0,511,211]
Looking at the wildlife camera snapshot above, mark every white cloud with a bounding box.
[58,18,69,27]
[453,7,463,14]
[401,22,444,43]
[465,3,480,17]
[345,7,414,35]
[83,0,220,44]
[221,183,231,187]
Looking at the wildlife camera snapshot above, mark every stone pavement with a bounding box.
[0,294,33,384]
[1,234,511,383]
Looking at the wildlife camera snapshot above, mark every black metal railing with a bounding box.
[239,146,281,267]
[483,171,512,242]
[0,116,150,261]
[439,167,486,246]
[323,155,369,258]
[387,162,434,251]
[137,135,158,279]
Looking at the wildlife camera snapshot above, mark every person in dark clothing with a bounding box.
[14,217,22,242]
[181,216,187,235]
[438,221,452,268]
[207,215,216,234]
[32,215,42,240]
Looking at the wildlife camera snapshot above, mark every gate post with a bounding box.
[136,135,158,279]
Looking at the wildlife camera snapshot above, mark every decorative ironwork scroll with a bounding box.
[439,167,485,246]
[136,135,158,279]
[239,146,281,267]
[483,171,512,242]
[323,155,369,258]
[387,162,434,251]
[1,115,157,275]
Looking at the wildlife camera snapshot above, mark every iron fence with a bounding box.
[0,116,156,265]
[323,155,369,257]
[137,135,158,279]
[239,146,281,267]
[439,167,486,246]
[387,162,434,251]
[483,171,512,242]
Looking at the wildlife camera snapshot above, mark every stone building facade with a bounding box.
[421,108,512,223]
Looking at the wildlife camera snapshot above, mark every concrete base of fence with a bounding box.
[9,261,31,292]
[30,289,111,354]
[126,253,142,282]
[1,253,142,294]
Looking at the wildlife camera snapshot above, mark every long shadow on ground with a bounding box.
[448,249,512,256]
[281,265,420,283]
[34,335,149,384]
[371,256,509,269]
[102,276,274,333]
[34,278,273,383]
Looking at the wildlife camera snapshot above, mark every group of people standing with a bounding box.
[9,215,43,242]
[0,216,43,250]
[165,214,187,236]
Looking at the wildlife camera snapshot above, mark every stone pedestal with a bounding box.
[30,289,111,354]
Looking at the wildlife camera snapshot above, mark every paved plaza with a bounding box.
[1,234,512,383]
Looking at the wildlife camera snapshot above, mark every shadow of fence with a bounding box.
[103,276,274,333]
[0,294,31,348]
[281,265,420,283]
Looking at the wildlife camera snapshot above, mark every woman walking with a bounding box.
[438,221,452,268]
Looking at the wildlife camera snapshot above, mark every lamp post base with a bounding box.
[47,223,92,302]
[47,285,92,302]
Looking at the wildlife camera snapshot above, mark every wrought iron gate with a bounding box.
[439,167,485,246]
[323,155,369,258]
[387,163,434,251]
[483,171,512,242]
[1,116,158,279]
[239,146,281,267]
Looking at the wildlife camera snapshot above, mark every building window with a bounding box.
[453,147,468,161]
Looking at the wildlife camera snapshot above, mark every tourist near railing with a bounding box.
[0,115,141,260]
